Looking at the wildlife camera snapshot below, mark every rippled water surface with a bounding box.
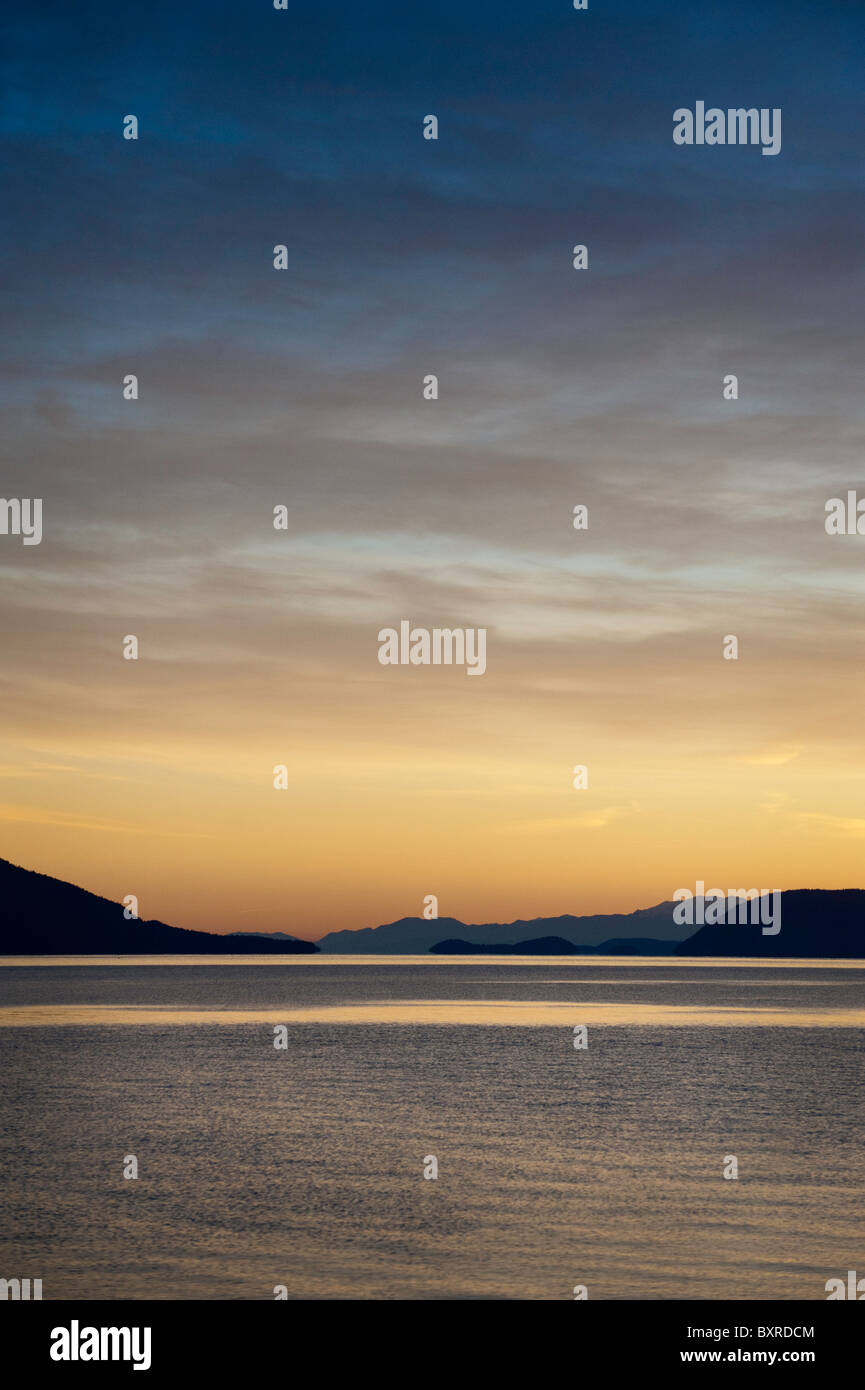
[1,957,863,1299]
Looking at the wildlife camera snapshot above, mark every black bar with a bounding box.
[7,1300,859,1376]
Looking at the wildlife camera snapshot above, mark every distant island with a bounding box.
[425,892,864,958]
[431,936,596,955]
[316,893,865,957]
[317,903,694,953]
[0,858,318,954]
[429,936,677,955]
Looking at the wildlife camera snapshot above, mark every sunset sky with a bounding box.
[2,0,864,939]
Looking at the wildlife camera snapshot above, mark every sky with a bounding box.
[1,0,864,939]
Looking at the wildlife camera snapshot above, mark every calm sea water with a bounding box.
[1,957,863,1300]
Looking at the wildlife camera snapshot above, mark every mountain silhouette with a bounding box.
[317,893,864,956]
[674,889,865,957]
[428,936,680,955]
[3,859,862,958]
[429,936,596,955]
[0,858,318,953]
[317,902,690,953]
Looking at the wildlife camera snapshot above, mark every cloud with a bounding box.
[795,812,865,839]
[740,743,803,766]
[505,804,638,833]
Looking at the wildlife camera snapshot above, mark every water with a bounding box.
[1,957,863,1300]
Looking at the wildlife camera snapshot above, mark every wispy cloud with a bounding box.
[740,743,803,766]
[506,804,639,834]
[795,812,865,838]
